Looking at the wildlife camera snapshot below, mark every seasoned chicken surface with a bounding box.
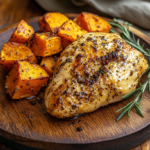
[45,32,148,118]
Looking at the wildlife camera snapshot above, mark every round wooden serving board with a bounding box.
[0,14,150,150]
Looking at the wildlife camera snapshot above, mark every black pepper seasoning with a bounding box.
[76,127,83,132]
[30,100,36,105]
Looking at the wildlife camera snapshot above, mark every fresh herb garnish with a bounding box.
[99,67,106,74]
[117,78,148,121]
[108,18,150,121]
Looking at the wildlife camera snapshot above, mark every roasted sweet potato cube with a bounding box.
[26,54,39,64]
[28,32,62,57]
[43,12,69,33]
[38,17,47,32]
[75,12,111,33]
[0,42,36,72]
[5,61,49,99]
[9,20,34,43]
[40,55,58,76]
[60,37,73,49]
[57,20,87,48]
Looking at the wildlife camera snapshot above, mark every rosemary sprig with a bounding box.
[117,79,148,121]
[109,19,150,57]
[108,18,150,121]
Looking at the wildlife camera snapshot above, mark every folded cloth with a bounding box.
[83,0,150,29]
[36,0,150,29]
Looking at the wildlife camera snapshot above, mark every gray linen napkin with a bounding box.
[36,0,150,29]
[84,0,150,29]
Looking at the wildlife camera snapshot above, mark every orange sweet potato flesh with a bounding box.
[57,20,87,48]
[43,12,69,33]
[38,17,47,32]
[40,55,58,76]
[75,12,111,33]
[0,42,36,72]
[9,20,34,43]
[5,61,49,99]
[26,54,39,64]
[28,32,62,57]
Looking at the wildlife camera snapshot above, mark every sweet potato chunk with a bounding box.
[9,20,34,43]
[0,42,36,72]
[26,55,39,64]
[5,61,49,99]
[40,55,58,76]
[38,17,47,32]
[75,12,111,33]
[57,20,87,48]
[43,12,69,33]
[28,32,62,57]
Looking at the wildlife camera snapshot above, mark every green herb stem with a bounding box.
[109,18,150,121]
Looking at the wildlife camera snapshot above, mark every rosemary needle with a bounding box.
[109,18,150,121]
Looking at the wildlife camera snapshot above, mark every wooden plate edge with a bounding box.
[0,13,150,146]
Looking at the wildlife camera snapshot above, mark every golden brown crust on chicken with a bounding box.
[45,32,148,118]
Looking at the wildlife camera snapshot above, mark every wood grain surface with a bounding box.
[0,1,150,150]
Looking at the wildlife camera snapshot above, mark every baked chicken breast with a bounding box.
[45,32,148,118]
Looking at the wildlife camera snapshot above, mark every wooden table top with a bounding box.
[0,0,150,150]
